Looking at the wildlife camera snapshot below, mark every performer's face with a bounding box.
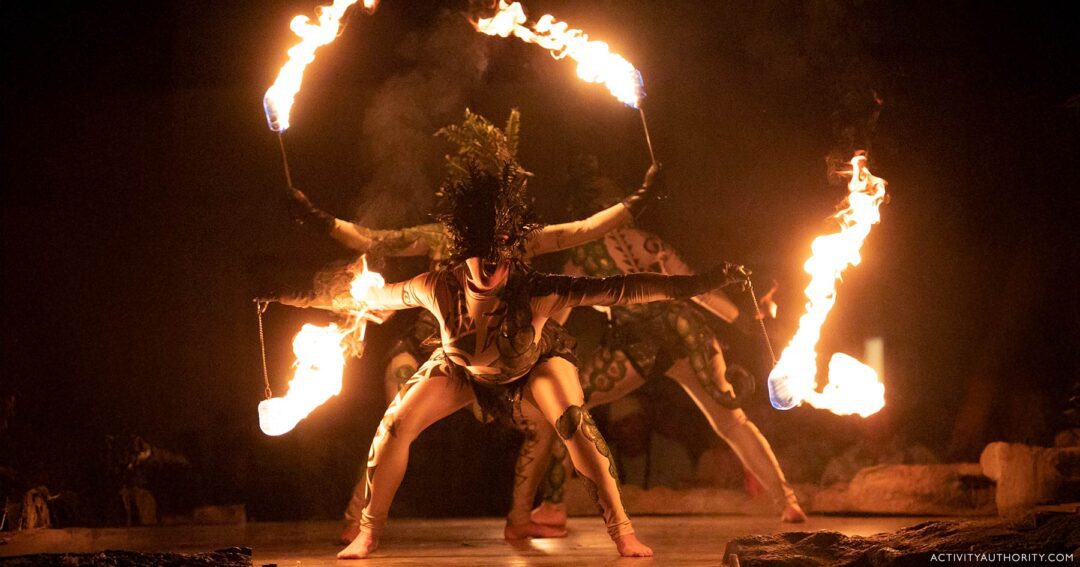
[462,191,529,266]
[465,256,509,290]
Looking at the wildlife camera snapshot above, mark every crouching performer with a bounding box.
[284,158,750,558]
[283,109,663,543]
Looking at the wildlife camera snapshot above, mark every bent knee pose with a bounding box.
[283,110,663,541]
[280,156,746,558]
[515,223,806,529]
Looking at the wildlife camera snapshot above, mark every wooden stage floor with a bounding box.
[2,515,940,566]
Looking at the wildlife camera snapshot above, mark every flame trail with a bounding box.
[258,260,385,436]
[263,0,379,132]
[767,155,887,418]
[476,1,645,108]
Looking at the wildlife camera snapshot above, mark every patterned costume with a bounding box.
[343,253,746,547]
[516,227,801,523]
[281,111,679,557]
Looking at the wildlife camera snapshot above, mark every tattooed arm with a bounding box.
[525,202,630,257]
[286,188,442,257]
[523,163,664,257]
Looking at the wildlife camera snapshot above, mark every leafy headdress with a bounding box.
[433,109,541,264]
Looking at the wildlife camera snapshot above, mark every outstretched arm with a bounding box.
[287,188,439,257]
[525,202,630,257]
[524,163,664,257]
[258,271,439,314]
[257,290,355,312]
[657,245,740,323]
[530,263,749,317]
[360,271,439,312]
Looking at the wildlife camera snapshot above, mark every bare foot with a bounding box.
[781,502,808,523]
[530,502,568,527]
[614,533,653,557]
[340,522,360,545]
[337,529,379,559]
[504,521,568,540]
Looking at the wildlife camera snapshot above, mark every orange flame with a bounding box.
[263,0,378,132]
[476,1,645,108]
[259,259,385,436]
[767,155,887,417]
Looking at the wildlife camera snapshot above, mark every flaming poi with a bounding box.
[476,0,656,161]
[767,154,887,418]
[258,259,385,436]
[256,0,383,436]
[263,0,378,132]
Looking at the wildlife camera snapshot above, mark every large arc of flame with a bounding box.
[263,0,379,132]
[477,1,645,108]
[258,260,385,436]
[767,155,887,418]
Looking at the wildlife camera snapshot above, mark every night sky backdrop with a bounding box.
[2,0,1077,522]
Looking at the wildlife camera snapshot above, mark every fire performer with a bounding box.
[271,151,750,558]
[513,158,807,530]
[282,110,664,541]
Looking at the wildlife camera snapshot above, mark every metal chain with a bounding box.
[746,280,778,365]
[256,301,273,400]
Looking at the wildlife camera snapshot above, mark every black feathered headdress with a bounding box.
[433,109,541,264]
[434,161,541,264]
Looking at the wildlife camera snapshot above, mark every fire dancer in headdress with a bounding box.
[275,143,750,559]
[514,156,806,529]
[283,109,664,542]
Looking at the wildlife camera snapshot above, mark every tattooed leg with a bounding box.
[526,357,652,557]
[667,355,805,522]
[504,402,566,540]
[341,350,421,543]
[531,436,570,527]
[338,367,474,559]
[530,346,647,527]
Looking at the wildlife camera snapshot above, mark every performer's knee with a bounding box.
[555,405,586,440]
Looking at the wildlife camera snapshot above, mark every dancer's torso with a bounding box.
[426,266,552,385]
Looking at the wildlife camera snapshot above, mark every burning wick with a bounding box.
[263,0,378,133]
[476,1,657,162]
[262,0,379,189]
[767,155,888,418]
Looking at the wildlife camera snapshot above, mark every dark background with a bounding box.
[2,0,1077,523]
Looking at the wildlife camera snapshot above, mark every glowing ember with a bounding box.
[767,154,887,417]
[263,0,379,132]
[477,1,645,108]
[259,259,384,436]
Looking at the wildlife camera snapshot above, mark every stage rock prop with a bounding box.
[724,512,1080,566]
[812,464,996,516]
[0,547,251,567]
[981,442,1080,517]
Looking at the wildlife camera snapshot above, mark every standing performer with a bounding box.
[514,158,806,530]
[274,156,751,558]
[283,110,664,542]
